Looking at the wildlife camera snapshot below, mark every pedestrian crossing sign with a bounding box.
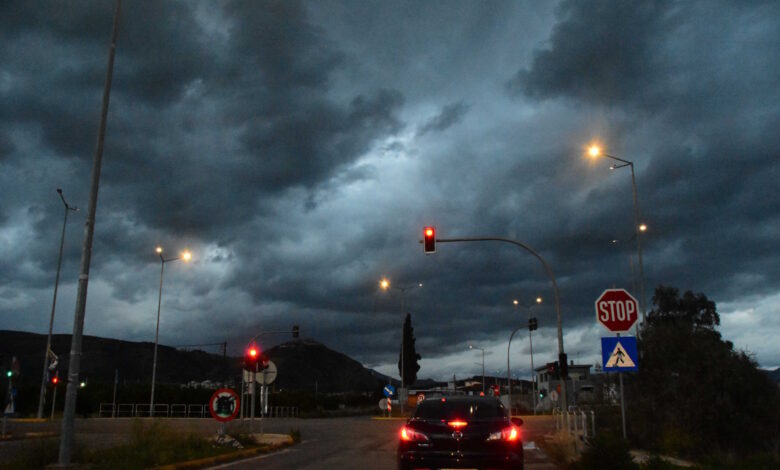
[601,336,639,372]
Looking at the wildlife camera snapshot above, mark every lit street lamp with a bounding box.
[469,344,486,393]
[588,144,648,328]
[149,246,191,417]
[37,189,78,419]
[507,296,542,415]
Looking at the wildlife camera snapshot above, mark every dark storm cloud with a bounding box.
[416,102,470,136]
[2,1,779,376]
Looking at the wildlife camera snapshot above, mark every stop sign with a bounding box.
[595,289,639,332]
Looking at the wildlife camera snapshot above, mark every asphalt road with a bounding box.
[0,415,559,469]
[208,416,559,470]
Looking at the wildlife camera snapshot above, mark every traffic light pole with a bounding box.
[430,236,568,415]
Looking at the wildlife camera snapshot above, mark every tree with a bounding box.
[628,285,780,458]
[398,313,421,387]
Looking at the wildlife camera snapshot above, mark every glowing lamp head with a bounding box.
[156,246,163,254]
[513,299,518,305]
[52,376,59,384]
[380,278,390,290]
[639,224,647,232]
[588,145,601,157]
[181,250,192,262]
[249,348,258,358]
[536,297,543,304]
[448,420,468,429]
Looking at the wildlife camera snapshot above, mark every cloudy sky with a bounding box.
[2,0,778,382]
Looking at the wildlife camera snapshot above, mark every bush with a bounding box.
[568,433,638,470]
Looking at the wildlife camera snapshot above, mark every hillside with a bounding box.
[0,330,395,393]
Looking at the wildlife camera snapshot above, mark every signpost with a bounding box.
[209,388,240,436]
[595,289,639,332]
[595,288,640,440]
[383,385,395,417]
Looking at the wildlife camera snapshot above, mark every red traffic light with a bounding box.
[244,345,261,370]
[51,375,59,385]
[423,226,436,253]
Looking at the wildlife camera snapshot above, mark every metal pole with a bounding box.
[400,293,405,415]
[150,258,164,417]
[59,0,120,464]
[51,386,58,420]
[481,349,485,394]
[507,327,522,415]
[529,320,536,415]
[619,371,626,440]
[250,368,256,433]
[111,369,118,418]
[38,191,77,419]
[436,237,567,414]
[629,165,647,330]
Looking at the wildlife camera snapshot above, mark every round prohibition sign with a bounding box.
[209,388,240,422]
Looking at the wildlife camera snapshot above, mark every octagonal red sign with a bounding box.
[595,289,639,332]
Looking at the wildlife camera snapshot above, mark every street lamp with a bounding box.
[469,344,486,393]
[507,297,542,415]
[37,189,78,419]
[149,246,191,417]
[587,144,648,328]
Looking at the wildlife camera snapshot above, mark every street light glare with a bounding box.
[181,250,192,261]
[536,297,543,304]
[155,246,163,254]
[588,145,601,157]
[513,299,518,305]
[639,224,647,232]
[380,278,390,290]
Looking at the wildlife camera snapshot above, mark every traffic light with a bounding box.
[292,325,300,339]
[558,353,568,379]
[51,374,59,386]
[5,370,10,378]
[539,389,546,399]
[423,226,436,253]
[546,362,559,379]
[528,317,538,331]
[244,345,260,371]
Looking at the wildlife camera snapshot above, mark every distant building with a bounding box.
[534,361,594,411]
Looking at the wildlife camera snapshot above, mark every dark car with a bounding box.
[397,395,523,470]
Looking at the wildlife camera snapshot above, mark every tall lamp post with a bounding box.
[588,145,647,328]
[507,296,542,416]
[149,246,191,417]
[469,344,485,393]
[379,278,422,413]
[37,189,78,419]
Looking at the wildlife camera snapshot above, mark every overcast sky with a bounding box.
[2,0,778,382]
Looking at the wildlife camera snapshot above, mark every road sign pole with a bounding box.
[250,368,256,433]
[617,333,627,440]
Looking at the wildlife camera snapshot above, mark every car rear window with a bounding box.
[414,399,506,420]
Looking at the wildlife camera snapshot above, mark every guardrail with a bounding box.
[98,403,298,418]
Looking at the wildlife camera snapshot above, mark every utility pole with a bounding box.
[37,189,77,419]
[58,0,121,465]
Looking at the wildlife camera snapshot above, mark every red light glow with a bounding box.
[448,420,468,429]
[425,228,434,237]
[503,425,519,441]
[249,348,258,357]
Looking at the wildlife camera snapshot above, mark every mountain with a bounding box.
[764,367,780,385]
[0,330,393,393]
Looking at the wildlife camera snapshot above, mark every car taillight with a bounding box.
[447,420,468,429]
[400,426,430,442]
[487,425,520,442]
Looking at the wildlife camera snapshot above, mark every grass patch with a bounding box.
[0,437,59,470]
[289,428,301,443]
[538,431,578,467]
[77,420,236,469]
